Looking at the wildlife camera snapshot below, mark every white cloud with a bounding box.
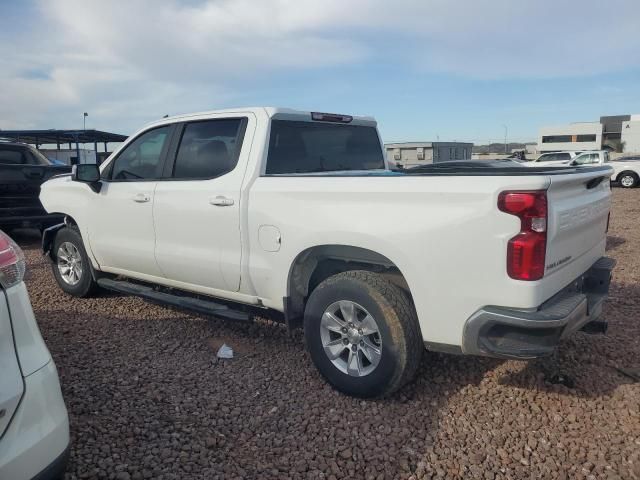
[1,0,639,131]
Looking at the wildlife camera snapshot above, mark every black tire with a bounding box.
[51,227,98,297]
[304,270,422,398]
[617,171,638,188]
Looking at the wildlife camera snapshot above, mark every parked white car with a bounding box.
[574,152,640,188]
[40,107,615,397]
[0,231,70,479]
[610,157,640,187]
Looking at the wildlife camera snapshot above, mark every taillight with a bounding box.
[498,190,547,281]
[0,230,26,289]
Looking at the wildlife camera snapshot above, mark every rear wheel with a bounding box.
[304,270,422,398]
[51,227,98,297]
[618,171,638,188]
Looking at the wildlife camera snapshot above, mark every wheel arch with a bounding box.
[616,169,639,183]
[42,214,79,258]
[285,244,415,330]
[43,214,100,273]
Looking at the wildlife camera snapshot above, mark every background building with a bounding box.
[622,117,640,152]
[538,114,640,154]
[600,115,630,150]
[537,122,602,152]
[385,142,473,168]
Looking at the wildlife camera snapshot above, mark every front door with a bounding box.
[89,125,173,277]
[153,116,252,292]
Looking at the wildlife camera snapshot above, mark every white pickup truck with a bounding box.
[529,150,640,188]
[40,108,615,397]
[571,151,640,188]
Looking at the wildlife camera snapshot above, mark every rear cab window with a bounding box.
[0,146,49,165]
[265,117,384,174]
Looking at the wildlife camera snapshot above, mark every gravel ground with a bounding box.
[14,188,640,480]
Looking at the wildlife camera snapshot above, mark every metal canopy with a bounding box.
[0,129,128,146]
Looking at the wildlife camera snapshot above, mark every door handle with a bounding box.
[132,193,150,203]
[209,196,234,207]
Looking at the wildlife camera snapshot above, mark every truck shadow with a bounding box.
[498,281,640,396]
[32,290,637,480]
[20,233,638,479]
[606,235,626,251]
[5,227,41,246]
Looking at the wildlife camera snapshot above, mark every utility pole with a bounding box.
[502,125,508,154]
[80,112,89,164]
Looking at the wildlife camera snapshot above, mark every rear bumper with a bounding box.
[31,445,69,480]
[462,256,615,359]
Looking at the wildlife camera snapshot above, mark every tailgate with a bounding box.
[545,166,612,279]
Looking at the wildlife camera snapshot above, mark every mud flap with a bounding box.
[41,223,65,258]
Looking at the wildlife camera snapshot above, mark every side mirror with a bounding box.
[72,164,101,192]
[570,160,578,166]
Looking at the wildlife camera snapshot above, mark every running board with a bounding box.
[96,278,250,322]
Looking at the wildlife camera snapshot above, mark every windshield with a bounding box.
[28,146,53,165]
[265,120,385,174]
[536,152,571,162]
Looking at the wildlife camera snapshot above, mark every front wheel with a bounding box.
[304,270,422,398]
[618,171,638,188]
[51,227,98,297]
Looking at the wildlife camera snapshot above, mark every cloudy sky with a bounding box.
[1,0,639,144]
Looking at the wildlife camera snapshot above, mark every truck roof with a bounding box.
[146,107,377,128]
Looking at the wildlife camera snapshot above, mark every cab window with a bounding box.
[109,126,171,180]
[574,153,599,165]
[172,119,245,179]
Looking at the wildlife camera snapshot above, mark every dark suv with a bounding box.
[0,141,71,231]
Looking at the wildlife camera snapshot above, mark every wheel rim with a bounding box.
[319,300,382,377]
[57,242,83,286]
[621,175,635,187]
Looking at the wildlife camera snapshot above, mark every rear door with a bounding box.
[545,166,612,278]
[153,115,253,292]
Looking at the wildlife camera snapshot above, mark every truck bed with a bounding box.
[265,161,613,177]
